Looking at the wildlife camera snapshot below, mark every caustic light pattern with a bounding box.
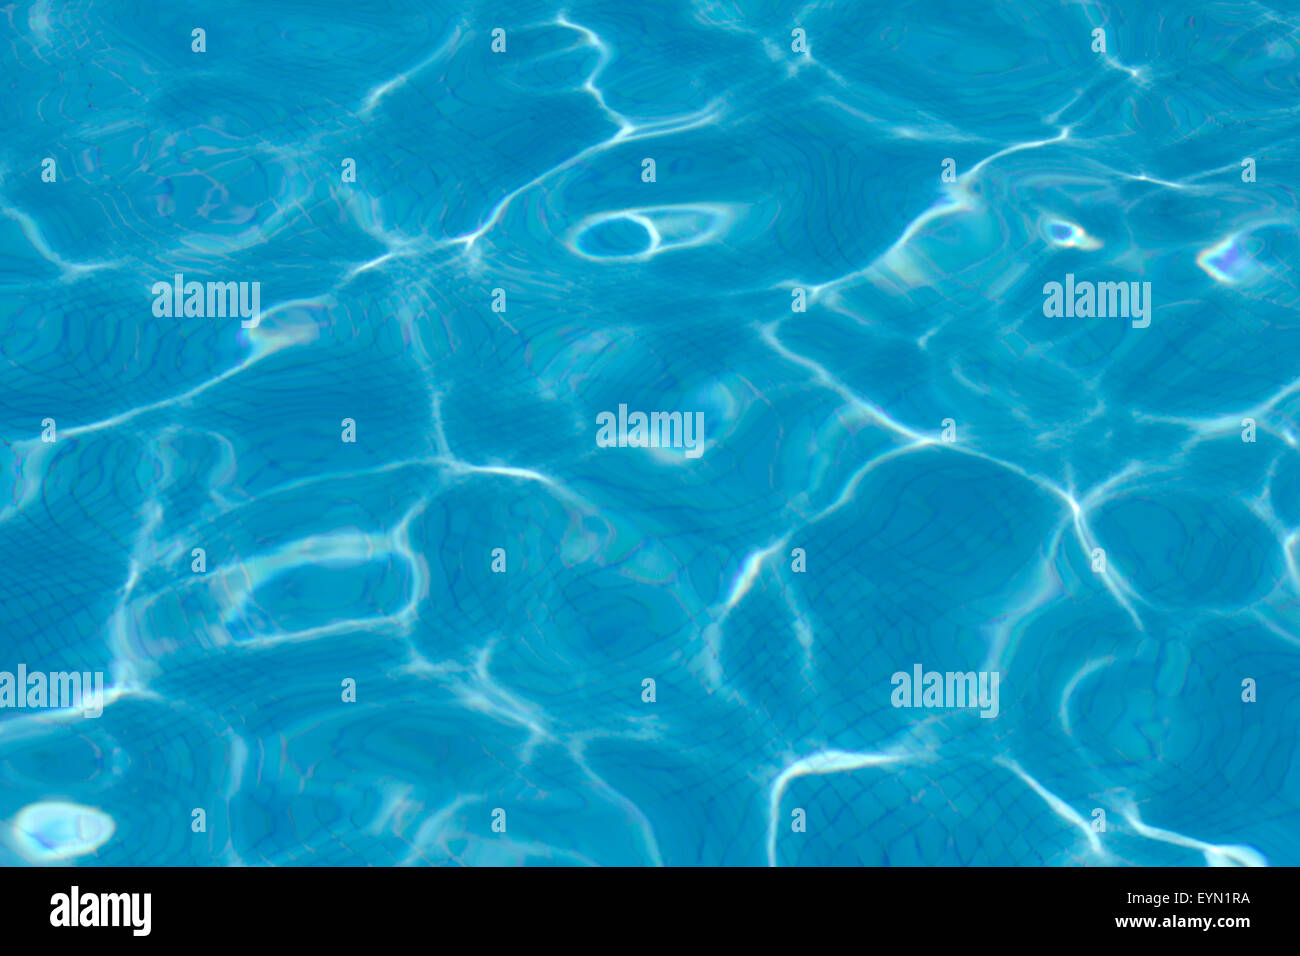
[1,0,1299,866]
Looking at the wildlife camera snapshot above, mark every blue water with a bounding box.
[2,0,1299,866]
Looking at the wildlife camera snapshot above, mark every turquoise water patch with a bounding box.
[2,0,1297,869]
